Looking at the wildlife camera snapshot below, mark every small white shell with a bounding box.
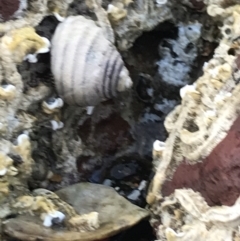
[51,16,132,106]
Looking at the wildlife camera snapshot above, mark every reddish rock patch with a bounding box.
[0,0,20,21]
[78,113,133,155]
[94,113,133,154]
[162,115,240,206]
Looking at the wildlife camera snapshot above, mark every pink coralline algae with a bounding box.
[0,0,20,21]
[162,115,240,206]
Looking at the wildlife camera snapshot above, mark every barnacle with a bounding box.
[42,97,64,114]
[0,84,16,100]
[13,134,31,160]
[107,3,127,23]
[12,133,33,179]
[0,152,15,176]
[50,120,64,130]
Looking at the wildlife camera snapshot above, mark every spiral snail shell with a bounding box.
[51,15,132,106]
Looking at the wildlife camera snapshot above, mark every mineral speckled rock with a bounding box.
[162,115,240,206]
[3,183,149,241]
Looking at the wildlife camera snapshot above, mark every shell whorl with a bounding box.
[51,15,130,106]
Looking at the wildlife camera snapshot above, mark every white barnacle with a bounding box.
[153,140,165,152]
[0,168,7,176]
[42,98,64,114]
[107,4,117,13]
[17,133,29,146]
[42,211,65,227]
[53,12,66,22]
[50,120,64,130]
[0,84,16,100]
[180,84,197,99]
[13,133,31,162]
[156,0,168,6]
[23,54,38,63]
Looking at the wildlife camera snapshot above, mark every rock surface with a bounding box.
[163,115,240,206]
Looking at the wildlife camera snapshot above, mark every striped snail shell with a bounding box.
[51,15,132,106]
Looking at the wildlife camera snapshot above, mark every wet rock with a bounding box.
[110,162,138,180]
[162,115,240,206]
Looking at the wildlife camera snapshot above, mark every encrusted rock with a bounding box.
[147,3,240,205]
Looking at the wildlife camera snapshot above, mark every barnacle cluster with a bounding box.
[151,188,240,240]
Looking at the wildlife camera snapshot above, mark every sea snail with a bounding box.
[51,12,132,107]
